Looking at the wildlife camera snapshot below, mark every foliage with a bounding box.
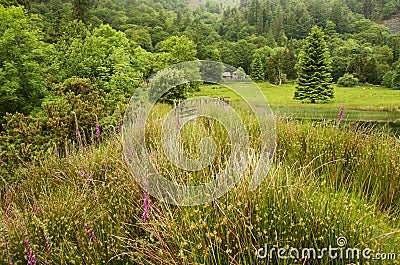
[337,73,359,87]
[0,77,129,178]
[266,46,295,85]
[294,26,334,103]
[155,35,197,65]
[392,67,400,90]
[346,48,379,84]
[0,5,50,126]
[249,53,264,82]
[148,68,189,104]
[54,24,142,93]
[382,70,396,88]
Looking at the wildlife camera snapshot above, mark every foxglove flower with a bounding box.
[95,116,100,138]
[87,169,93,183]
[141,183,150,221]
[45,237,52,255]
[337,104,344,125]
[53,144,58,156]
[23,238,35,264]
[85,224,97,243]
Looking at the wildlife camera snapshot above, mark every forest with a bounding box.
[0,0,400,264]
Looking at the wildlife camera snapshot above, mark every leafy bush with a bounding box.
[392,71,400,90]
[148,68,189,104]
[337,73,358,87]
[382,70,395,88]
[0,77,129,179]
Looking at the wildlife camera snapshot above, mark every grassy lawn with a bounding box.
[192,82,400,122]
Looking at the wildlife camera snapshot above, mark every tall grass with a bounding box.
[0,104,399,264]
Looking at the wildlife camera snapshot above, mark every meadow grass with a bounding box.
[193,83,400,122]
[0,104,399,264]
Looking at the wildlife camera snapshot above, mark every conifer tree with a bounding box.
[250,53,264,82]
[294,26,334,103]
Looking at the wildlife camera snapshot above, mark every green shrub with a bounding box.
[392,71,400,90]
[0,77,129,179]
[337,73,358,87]
[382,70,395,88]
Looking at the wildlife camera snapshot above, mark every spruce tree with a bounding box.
[250,53,264,82]
[294,26,334,103]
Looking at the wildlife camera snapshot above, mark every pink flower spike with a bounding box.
[23,238,35,264]
[95,116,100,138]
[5,194,11,215]
[85,224,97,243]
[45,238,52,255]
[141,182,150,221]
[53,144,58,156]
[86,170,93,183]
[337,104,345,125]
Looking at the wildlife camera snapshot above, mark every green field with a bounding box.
[193,83,400,122]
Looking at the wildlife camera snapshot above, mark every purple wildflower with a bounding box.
[87,169,93,183]
[337,104,344,125]
[23,238,35,264]
[45,237,52,255]
[32,205,37,217]
[5,194,11,215]
[79,171,86,177]
[53,144,58,156]
[95,116,100,138]
[85,224,97,243]
[141,187,150,222]
[129,144,135,160]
